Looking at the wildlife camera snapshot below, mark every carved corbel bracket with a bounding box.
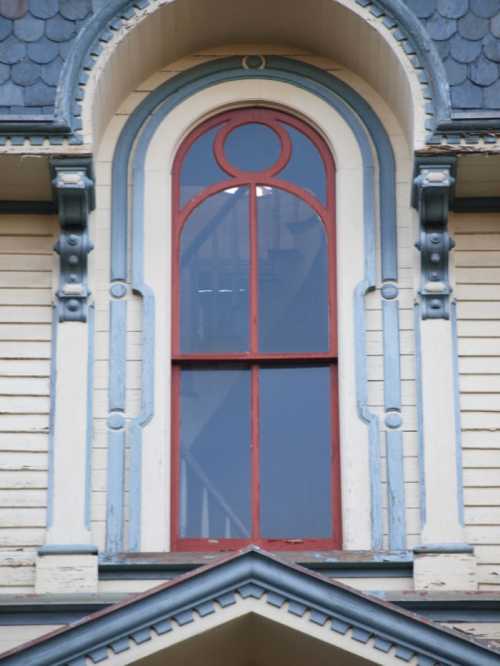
[51,158,95,322]
[413,157,456,320]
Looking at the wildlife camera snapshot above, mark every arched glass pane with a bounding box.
[260,366,332,539]
[257,188,329,352]
[180,367,251,539]
[278,124,327,205]
[224,123,281,172]
[180,126,228,208]
[180,187,249,353]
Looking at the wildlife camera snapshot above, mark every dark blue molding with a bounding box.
[2,549,499,666]
[97,559,413,581]
[3,594,500,627]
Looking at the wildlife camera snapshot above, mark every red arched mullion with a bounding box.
[176,176,330,228]
[171,107,341,552]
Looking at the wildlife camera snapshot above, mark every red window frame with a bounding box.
[170,108,342,551]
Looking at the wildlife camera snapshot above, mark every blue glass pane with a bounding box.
[260,366,332,539]
[180,126,228,207]
[257,188,329,352]
[225,123,281,172]
[180,188,249,353]
[180,368,251,539]
[278,124,327,205]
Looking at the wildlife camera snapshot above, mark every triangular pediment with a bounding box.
[1,548,499,666]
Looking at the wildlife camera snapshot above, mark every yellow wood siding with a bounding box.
[452,213,500,591]
[0,215,56,592]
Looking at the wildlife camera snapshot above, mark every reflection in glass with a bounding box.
[278,124,327,204]
[224,123,281,172]
[180,367,251,539]
[257,188,329,352]
[260,366,332,539]
[180,126,228,207]
[180,188,249,353]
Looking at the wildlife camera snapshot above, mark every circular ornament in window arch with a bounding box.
[214,113,291,178]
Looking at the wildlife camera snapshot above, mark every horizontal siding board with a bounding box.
[0,529,45,547]
[460,376,500,392]
[0,508,46,528]
[0,238,54,254]
[0,396,50,414]
[0,218,56,235]
[456,268,500,284]
[455,285,500,301]
[0,272,52,288]
[0,290,52,306]
[0,433,48,451]
[0,415,49,431]
[460,357,500,373]
[460,394,500,411]
[463,450,500,467]
[455,251,500,268]
[463,468,500,486]
[457,322,500,338]
[0,342,50,359]
[0,377,50,396]
[465,488,500,506]
[0,255,53,271]
[0,490,47,508]
[0,325,51,341]
[458,339,500,356]
[454,235,500,251]
[0,472,47,490]
[0,307,52,324]
[462,431,500,448]
[465,508,500,525]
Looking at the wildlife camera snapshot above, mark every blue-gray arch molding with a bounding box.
[0,0,445,142]
[104,55,406,554]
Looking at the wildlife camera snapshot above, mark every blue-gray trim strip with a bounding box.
[46,306,58,529]
[85,304,95,530]
[451,302,465,527]
[385,431,406,551]
[382,299,402,412]
[414,303,426,529]
[106,430,125,554]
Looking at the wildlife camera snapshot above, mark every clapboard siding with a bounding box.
[0,215,55,590]
[451,212,500,590]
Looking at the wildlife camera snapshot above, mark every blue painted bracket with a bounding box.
[413,156,457,320]
[51,158,96,322]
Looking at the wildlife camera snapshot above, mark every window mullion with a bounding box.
[251,363,260,542]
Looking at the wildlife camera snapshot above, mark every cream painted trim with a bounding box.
[46,322,93,545]
[420,319,465,545]
[93,593,407,665]
[139,79,370,551]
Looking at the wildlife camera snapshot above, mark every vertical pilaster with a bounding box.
[36,159,97,594]
[412,158,476,591]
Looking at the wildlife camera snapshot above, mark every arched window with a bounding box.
[171,108,341,551]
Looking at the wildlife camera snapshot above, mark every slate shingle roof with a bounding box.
[404,0,500,113]
[0,0,93,117]
[1,1,500,123]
